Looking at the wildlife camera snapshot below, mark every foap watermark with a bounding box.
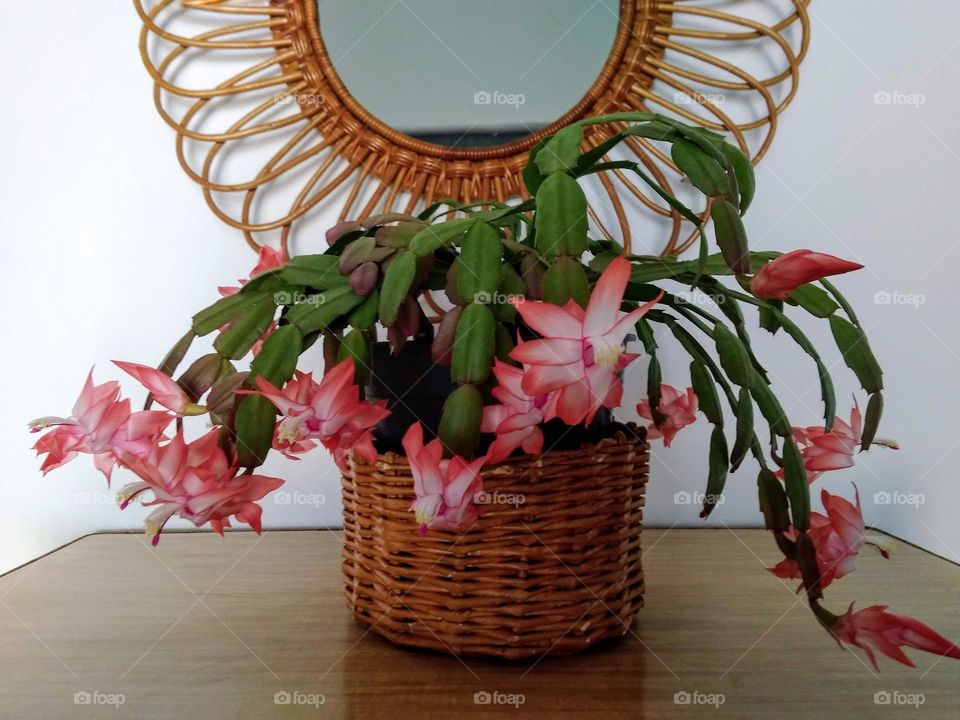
[74,490,118,506]
[74,691,125,708]
[675,91,726,106]
[272,91,327,108]
[874,90,926,108]
[274,690,326,708]
[873,290,925,308]
[474,291,525,306]
[473,690,525,708]
[473,90,526,109]
[273,491,326,508]
[674,291,725,307]
[674,490,725,507]
[874,490,925,508]
[275,291,325,306]
[674,690,725,708]
[874,690,925,708]
[474,490,525,508]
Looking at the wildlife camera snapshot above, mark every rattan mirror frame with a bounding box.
[134,0,811,256]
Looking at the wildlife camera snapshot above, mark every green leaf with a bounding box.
[348,290,379,329]
[451,303,496,383]
[672,139,734,200]
[286,286,364,335]
[711,198,750,274]
[861,391,883,451]
[337,329,371,387]
[788,284,839,318]
[249,324,302,385]
[378,252,418,326]
[279,254,348,289]
[782,436,810,531]
[542,257,590,307]
[213,298,277,360]
[177,354,231,403]
[438,384,484,458]
[457,222,503,302]
[701,426,729,518]
[829,315,884,393]
[721,143,756,214]
[575,121,680,172]
[408,218,476,257]
[522,136,552,195]
[158,329,196,378]
[690,360,723,427]
[193,291,272,337]
[730,387,754,471]
[534,173,588,258]
[757,468,790,532]
[758,302,783,334]
[492,264,526,322]
[536,125,583,175]
[749,370,792,437]
[234,395,276,468]
[713,323,753,388]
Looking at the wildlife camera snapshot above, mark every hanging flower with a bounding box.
[829,603,960,669]
[29,370,172,481]
[751,249,863,301]
[481,361,554,463]
[117,429,283,545]
[770,485,894,590]
[218,245,288,297]
[404,423,486,535]
[636,385,698,447]
[247,358,389,471]
[789,400,898,483]
[510,256,662,426]
[113,361,200,416]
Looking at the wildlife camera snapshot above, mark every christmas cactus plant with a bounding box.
[30,113,960,669]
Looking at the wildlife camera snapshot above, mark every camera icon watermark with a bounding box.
[473,90,526,109]
[674,491,725,507]
[274,690,326,707]
[874,90,926,108]
[74,691,125,708]
[873,290,925,307]
[474,490,525,508]
[273,491,326,508]
[473,291,525,306]
[674,690,725,707]
[874,690,925,707]
[873,490,925,508]
[473,690,525,708]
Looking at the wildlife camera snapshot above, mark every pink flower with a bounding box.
[789,401,898,483]
[218,245,288,297]
[403,423,486,535]
[751,249,863,301]
[480,361,553,463]
[830,604,960,669]
[117,429,283,545]
[113,361,195,415]
[636,385,698,447]
[248,358,389,471]
[30,370,172,481]
[770,484,893,590]
[510,256,662,426]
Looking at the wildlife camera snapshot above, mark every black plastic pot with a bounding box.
[365,337,618,457]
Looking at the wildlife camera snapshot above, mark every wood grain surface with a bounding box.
[0,529,957,719]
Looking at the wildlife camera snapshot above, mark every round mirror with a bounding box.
[317,0,620,149]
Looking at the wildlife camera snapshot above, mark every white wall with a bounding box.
[2,2,959,574]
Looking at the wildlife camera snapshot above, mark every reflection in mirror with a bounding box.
[317,0,619,148]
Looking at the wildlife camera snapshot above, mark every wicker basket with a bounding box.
[341,428,649,659]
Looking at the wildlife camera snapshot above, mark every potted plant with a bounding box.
[30,113,960,667]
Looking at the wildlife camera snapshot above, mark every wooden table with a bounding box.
[0,529,957,719]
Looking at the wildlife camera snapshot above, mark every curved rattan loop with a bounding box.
[134,0,810,255]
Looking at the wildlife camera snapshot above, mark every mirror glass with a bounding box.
[317,0,620,148]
